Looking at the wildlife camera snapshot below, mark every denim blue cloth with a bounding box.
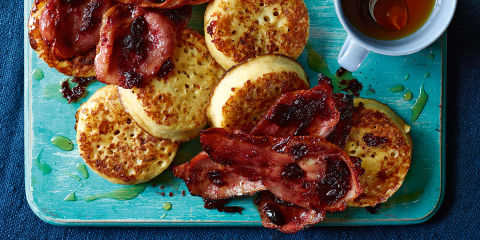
[2,1,479,239]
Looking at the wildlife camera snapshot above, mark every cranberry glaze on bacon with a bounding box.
[174,79,342,199]
[173,152,266,199]
[95,4,190,88]
[115,0,210,9]
[251,78,340,138]
[174,77,361,232]
[39,0,113,60]
[200,128,363,212]
[255,191,326,233]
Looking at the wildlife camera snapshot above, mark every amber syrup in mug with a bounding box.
[341,0,436,40]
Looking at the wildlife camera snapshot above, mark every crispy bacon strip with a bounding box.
[255,191,325,233]
[39,0,113,60]
[200,128,362,212]
[115,0,210,9]
[251,78,340,138]
[173,152,266,199]
[174,79,346,201]
[95,5,191,88]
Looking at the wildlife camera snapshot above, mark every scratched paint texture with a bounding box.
[24,1,444,226]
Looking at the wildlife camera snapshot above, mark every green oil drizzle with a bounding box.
[306,43,333,77]
[403,91,413,101]
[389,84,405,93]
[382,190,423,209]
[411,85,428,122]
[306,43,353,92]
[163,202,172,211]
[33,149,52,175]
[84,183,148,202]
[32,69,44,80]
[66,173,82,181]
[424,73,430,78]
[76,163,89,179]
[404,74,410,81]
[64,191,77,201]
[43,82,63,99]
[51,136,74,151]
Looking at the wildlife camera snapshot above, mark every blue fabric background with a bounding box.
[2,0,479,239]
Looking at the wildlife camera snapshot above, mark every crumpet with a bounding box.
[204,0,309,70]
[346,98,412,207]
[76,85,179,185]
[207,55,309,132]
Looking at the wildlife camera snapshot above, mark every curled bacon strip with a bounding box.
[255,191,325,233]
[251,78,340,138]
[39,0,113,60]
[173,152,266,199]
[200,128,362,212]
[115,0,210,9]
[95,5,189,88]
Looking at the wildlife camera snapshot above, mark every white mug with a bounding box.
[333,0,457,72]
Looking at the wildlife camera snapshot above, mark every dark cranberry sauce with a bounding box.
[60,76,95,103]
[362,133,388,147]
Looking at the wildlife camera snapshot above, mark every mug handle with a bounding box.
[338,35,369,72]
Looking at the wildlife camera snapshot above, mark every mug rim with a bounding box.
[333,0,457,56]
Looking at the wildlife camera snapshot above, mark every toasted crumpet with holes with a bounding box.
[346,98,412,207]
[117,28,225,142]
[207,55,309,132]
[28,0,96,77]
[76,85,179,185]
[204,0,309,70]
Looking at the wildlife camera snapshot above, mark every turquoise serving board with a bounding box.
[24,0,445,226]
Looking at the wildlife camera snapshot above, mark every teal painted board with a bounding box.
[24,0,445,226]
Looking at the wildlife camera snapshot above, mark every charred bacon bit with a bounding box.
[39,0,113,60]
[200,128,362,212]
[60,77,96,103]
[362,133,389,147]
[172,151,266,200]
[251,78,340,138]
[203,198,244,214]
[255,191,326,233]
[326,93,354,149]
[95,5,178,88]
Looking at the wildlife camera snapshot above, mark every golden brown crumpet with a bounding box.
[28,0,112,77]
[76,85,179,185]
[117,28,225,142]
[204,0,309,70]
[346,98,412,207]
[207,55,309,132]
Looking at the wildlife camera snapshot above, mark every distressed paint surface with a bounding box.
[24,1,444,226]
